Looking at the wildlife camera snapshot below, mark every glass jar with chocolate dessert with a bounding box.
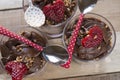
[0,26,47,79]
[62,13,116,62]
[22,0,78,38]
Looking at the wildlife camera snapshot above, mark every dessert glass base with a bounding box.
[62,13,116,62]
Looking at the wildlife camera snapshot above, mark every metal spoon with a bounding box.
[61,0,98,68]
[24,0,45,27]
[78,0,97,14]
[0,26,69,65]
[42,45,69,65]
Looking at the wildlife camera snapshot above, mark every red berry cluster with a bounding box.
[5,61,28,80]
[82,26,103,48]
[43,0,65,22]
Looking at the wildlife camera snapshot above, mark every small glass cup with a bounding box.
[22,0,78,38]
[62,13,116,63]
[0,26,47,77]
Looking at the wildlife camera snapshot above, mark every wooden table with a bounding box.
[0,0,120,80]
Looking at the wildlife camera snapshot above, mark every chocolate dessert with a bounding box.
[64,17,113,60]
[0,31,47,74]
[32,0,77,25]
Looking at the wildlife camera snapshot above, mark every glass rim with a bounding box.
[62,12,116,61]
[0,26,48,75]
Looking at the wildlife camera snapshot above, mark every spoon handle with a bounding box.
[28,0,33,6]
[0,26,43,52]
[61,14,84,68]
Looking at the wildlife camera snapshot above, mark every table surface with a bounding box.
[0,0,120,80]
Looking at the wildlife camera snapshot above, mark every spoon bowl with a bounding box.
[78,0,98,14]
[24,0,45,27]
[42,45,69,65]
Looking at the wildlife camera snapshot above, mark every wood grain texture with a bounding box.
[59,72,120,80]
[91,0,120,31]
[0,0,120,80]
[0,0,22,10]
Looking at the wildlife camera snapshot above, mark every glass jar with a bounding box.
[62,13,116,63]
[0,26,47,78]
[22,0,78,38]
